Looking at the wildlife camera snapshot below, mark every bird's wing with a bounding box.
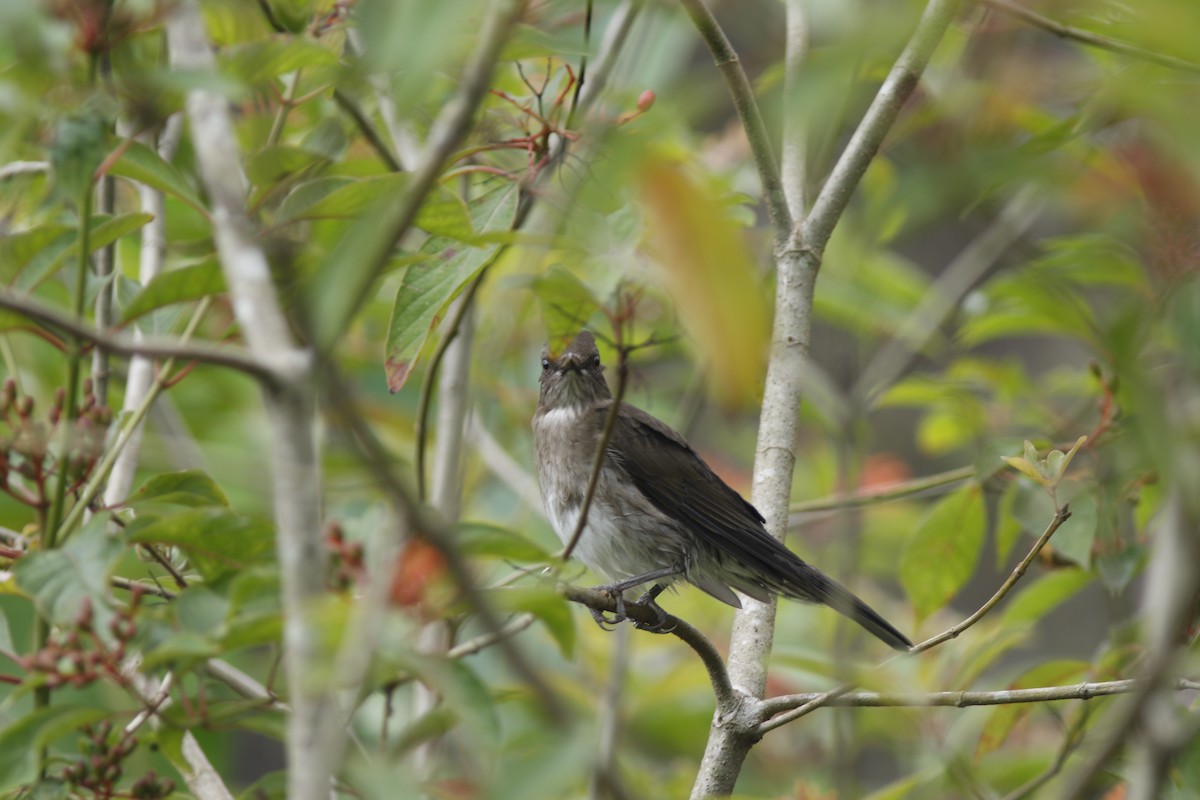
[602,402,912,651]
[603,402,793,583]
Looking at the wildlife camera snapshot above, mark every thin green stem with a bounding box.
[45,189,94,549]
[790,465,975,514]
[57,299,214,544]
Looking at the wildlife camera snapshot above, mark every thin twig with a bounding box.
[0,290,277,384]
[790,465,975,514]
[110,576,176,600]
[761,679,1199,714]
[320,359,567,723]
[677,0,791,244]
[561,343,629,562]
[332,89,403,172]
[757,503,1072,735]
[981,0,1200,75]
[803,0,964,256]
[1001,704,1093,800]
[560,584,735,710]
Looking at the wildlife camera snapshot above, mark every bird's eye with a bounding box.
[591,354,601,368]
[541,358,551,371]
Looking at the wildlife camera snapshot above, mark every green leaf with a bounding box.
[13,517,124,627]
[246,144,328,186]
[219,38,339,87]
[527,265,602,346]
[1001,456,1046,485]
[0,705,111,790]
[457,522,551,562]
[51,112,108,204]
[119,260,227,323]
[490,585,574,658]
[110,141,207,213]
[900,485,985,622]
[994,481,1024,567]
[0,224,74,284]
[1002,569,1091,626]
[127,508,275,582]
[383,184,518,391]
[126,469,231,508]
[1048,492,1097,567]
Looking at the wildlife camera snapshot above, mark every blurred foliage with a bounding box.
[0,0,1199,799]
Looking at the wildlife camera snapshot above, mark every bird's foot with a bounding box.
[631,589,675,634]
[588,588,628,630]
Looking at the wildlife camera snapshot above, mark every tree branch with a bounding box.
[757,503,1072,736]
[560,584,735,711]
[981,0,1200,75]
[677,0,792,242]
[803,0,964,257]
[0,290,275,384]
[790,464,975,515]
[761,677,1200,714]
[164,8,327,800]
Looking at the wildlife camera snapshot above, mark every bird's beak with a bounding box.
[560,351,583,373]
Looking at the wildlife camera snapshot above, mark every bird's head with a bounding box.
[537,330,612,411]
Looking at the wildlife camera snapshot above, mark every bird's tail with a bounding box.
[788,568,913,651]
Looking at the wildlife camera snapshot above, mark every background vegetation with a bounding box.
[0,0,1198,798]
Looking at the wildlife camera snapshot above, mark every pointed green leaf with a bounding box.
[126,469,231,508]
[1002,569,1091,626]
[527,265,602,347]
[119,260,227,323]
[457,522,552,562]
[975,660,1088,760]
[12,517,124,627]
[0,705,112,789]
[219,38,339,87]
[490,585,574,658]
[383,185,518,391]
[1001,456,1046,485]
[900,485,985,622]
[127,508,275,581]
[110,141,207,213]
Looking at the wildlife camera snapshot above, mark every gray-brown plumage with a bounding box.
[531,330,911,650]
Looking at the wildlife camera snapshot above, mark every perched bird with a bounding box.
[532,330,911,651]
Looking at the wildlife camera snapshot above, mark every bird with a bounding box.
[531,330,912,651]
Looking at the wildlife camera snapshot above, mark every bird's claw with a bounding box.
[631,593,675,634]
[589,588,628,629]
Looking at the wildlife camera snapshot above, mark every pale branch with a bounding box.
[319,359,567,723]
[165,7,326,800]
[677,0,792,243]
[781,0,809,220]
[58,300,213,544]
[803,0,964,257]
[982,0,1200,75]
[110,576,176,600]
[853,188,1044,406]
[466,413,547,517]
[123,670,235,800]
[0,161,48,180]
[446,613,536,660]
[0,290,276,383]
[760,678,1200,714]
[757,503,1073,736]
[105,116,183,507]
[560,584,735,711]
[789,464,975,515]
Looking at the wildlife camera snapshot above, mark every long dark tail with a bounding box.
[786,567,912,651]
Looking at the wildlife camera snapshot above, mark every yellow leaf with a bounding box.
[639,157,769,409]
